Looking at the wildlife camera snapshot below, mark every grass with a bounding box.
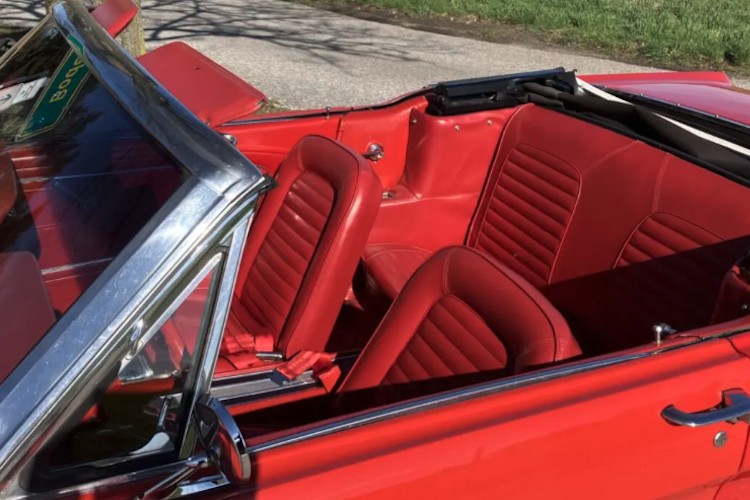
[257,98,293,115]
[303,0,750,75]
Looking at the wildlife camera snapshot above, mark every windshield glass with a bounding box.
[0,19,184,383]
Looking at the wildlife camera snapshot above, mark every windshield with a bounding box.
[0,19,184,383]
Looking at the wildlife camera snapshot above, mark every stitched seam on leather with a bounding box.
[549,141,639,283]
[440,295,506,365]
[381,295,444,383]
[442,248,455,296]
[465,104,529,246]
[458,248,562,352]
[278,172,342,348]
[363,245,431,262]
[412,329,469,375]
[609,151,669,268]
[478,143,579,284]
[279,136,376,351]
[651,153,670,212]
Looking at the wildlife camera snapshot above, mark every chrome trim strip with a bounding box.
[212,372,317,402]
[178,217,252,459]
[20,165,176,185]
[40,257,112,275]
[249,338,706,454]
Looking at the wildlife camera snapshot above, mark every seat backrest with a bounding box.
[338,246,581,393]
[469,105,750,352]
[466,104,654,287]
[234,135,382,356]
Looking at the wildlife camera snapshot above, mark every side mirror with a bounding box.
[139,396,250,499]
[194,395,251,482]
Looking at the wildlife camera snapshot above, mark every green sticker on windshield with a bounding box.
[17,48,89,139]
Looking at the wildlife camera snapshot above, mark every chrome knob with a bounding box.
[363,143,384,162]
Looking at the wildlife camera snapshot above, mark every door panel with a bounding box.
[239,338,750,499]
[715,331,750,500]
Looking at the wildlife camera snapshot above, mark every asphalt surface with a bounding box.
[3,0,749,109]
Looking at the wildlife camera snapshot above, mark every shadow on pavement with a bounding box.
[0,0,445,67]
[142,0,428,65]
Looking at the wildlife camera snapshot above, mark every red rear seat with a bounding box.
[364,104,652,295]
[363,104,750,351]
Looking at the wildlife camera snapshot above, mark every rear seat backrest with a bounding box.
[467,105,653,286]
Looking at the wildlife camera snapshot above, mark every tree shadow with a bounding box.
[0,0,45,26]
[1,0,449,68]
[141,0,438,66]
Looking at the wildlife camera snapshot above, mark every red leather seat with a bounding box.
[338,246,582,392]
[0,146,17,222]
[0,252,56,384]
[220,135,382,370]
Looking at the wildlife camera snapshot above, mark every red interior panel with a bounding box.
[366,108,518,252]
[337,98,427,189]
[0,147,16,223]
[0,252,56,384]
[227,116,342,175]
[90,0,138,37]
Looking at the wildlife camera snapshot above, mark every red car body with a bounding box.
[3,1,750,499]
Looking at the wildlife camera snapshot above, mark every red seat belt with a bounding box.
[221,329,275,355]
[271,351,341,392]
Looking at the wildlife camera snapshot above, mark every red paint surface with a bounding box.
[582,72,750,126]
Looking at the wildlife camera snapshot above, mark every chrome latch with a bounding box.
[363,143,384,162]
[222,133,238,147]
[653,323,676,345]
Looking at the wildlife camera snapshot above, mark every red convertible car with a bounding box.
[3,0,750,498]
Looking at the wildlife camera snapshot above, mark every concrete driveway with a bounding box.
[3,0,748,108]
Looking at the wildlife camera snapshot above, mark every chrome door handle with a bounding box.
[662,389,750,427]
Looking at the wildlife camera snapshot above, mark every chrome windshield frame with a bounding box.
[0,0,270,485]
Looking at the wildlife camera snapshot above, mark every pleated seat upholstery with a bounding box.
[338,246,582,392]
[219,135,382,370]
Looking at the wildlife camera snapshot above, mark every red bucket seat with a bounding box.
[220,135,382,370]
[338,246,582,392]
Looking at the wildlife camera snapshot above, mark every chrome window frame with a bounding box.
[0,0,269,491]
[5,217,253,499]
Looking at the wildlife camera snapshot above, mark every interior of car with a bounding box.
[211,71,750,439]
[5,69,750,472]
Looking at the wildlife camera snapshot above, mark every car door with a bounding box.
[235,334,750,500]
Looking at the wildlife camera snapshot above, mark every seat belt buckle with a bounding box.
[255,351,285,361]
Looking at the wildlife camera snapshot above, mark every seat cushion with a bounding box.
[339,246,581,393]
[362,244,431,299]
